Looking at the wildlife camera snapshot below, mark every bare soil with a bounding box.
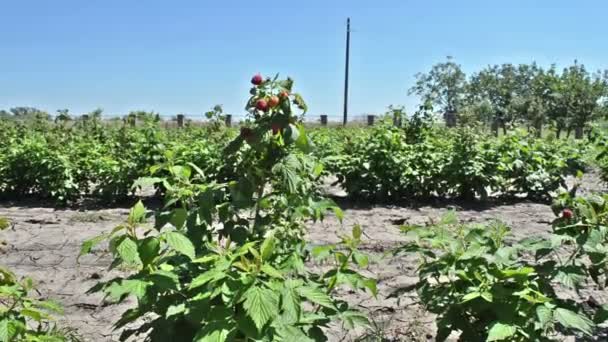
[1,172,606,341]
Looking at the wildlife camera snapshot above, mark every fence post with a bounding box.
[575,126,584,139]
[392,113,401,127]
[445,111,457,127]
[177,114,185,128]
[367,115,375,126]
[320,114,328,126]
[224,114,232,127]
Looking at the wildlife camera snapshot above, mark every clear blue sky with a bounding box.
[1,0,606,120]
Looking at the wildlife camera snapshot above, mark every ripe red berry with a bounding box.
[256,99,268,111]
[279,90,289,98]
[562,208,574,219]
[251,74,263,85]
[268,96,280,108]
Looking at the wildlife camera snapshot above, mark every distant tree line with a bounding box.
[409,57,608,137]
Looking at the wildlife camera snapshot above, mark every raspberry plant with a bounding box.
[396,205,608,341]
[81,75,375,341]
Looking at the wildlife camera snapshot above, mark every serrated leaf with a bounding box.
[242,286,279,332]
[554,266,586,289]
[554,308,594,336]
[0,319,19,342]
[166,303,186,318]
[117,237,142,267]
[194,320,233,342]
[536,304,553,328]
[260,264,283,279]
[79,233,108,258]
[274,324,313,342]
[260,235,276,261]
[128,200,146,225]
[106,279,149,300]
[341,310,370,329]
[164,232,195,260]
[353,252,369,268]
[487,322,517,341]
[281,281,301,324]
[189,269,225,290]
[297,286,336,310]
[311,245,333,259]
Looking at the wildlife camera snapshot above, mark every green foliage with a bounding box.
[327,122,586,202]
[0,115,231,203]
[81,76,375,341]
[0,267,77,342]
[394,211,602,341]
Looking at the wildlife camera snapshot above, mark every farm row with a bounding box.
[0,114,605,204]
[1,74,608,341]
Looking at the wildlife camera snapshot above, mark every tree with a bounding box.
[548,62,608,138]
[8,107,50,121]
[409,56,467,127]
[468,63,520,135]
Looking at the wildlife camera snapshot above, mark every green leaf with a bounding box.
[311,245,333,260]
[353,252,369,268]
[332,206,344,222]
[79,233,108,258]
[297,286,336,310]
[487,322,518,341]
[128,200,146,225]
[166,303,186,318]
[461,292,481,302]
[293,124,311,153]
[189,269,225,290]
[20,308,46,322]
[260,264,283,279]
[106,279,149,300]
[138,237,160,267]
[554,308,594,336]
[274,324,313,342]
[536,304,553,329]
[164,232,195,260]
[594,304,608,324]
[116,237,142,267]
[242,286,279,332]
[0,319,19,342]
[362,278,378,297]
[194,321,234,342]
[340,310,370,330]
[554,267,585,289]
[170,208,188,230]
[260,235,276,261]
[281,280,301,324]
[481,291,493,302]
[352,224,362,240]
[293,93,308,113]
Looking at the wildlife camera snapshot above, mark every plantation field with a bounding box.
[2,75,608,342]
[0,172,605,341]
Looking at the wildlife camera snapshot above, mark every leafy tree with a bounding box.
[549,62,608,138]
[409,56,467,126]
[3,107,51,121]
[468,64,519,135]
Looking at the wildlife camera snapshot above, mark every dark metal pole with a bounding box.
[343,18,350,126]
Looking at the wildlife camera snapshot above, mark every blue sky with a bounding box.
[1,0,606,120]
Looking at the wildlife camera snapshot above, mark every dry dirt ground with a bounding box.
[1,172,606,341]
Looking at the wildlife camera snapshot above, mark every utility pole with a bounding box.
[343,17,350,126]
